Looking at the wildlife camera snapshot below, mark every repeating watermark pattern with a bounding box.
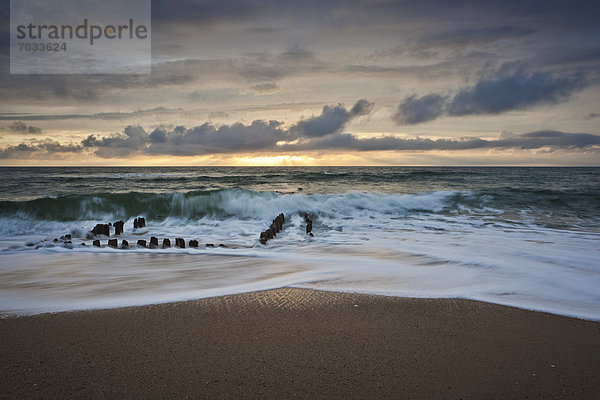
[10,0,151,74]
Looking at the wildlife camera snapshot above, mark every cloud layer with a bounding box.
[287,130,600,152]
[0,140,82,159]
[3,128,596,160]
[1,96,597,160]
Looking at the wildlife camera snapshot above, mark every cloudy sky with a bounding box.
[1,0,599,165]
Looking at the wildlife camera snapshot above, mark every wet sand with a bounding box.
[1,288,599,399]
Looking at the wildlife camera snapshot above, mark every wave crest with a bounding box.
[0,189,469,222]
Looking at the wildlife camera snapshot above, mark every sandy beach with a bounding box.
[1,288,599,399]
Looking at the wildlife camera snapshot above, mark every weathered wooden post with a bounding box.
[306,221,312,234]
[133,217,145,229]
[114,220,124,235]
[92,224,109,236]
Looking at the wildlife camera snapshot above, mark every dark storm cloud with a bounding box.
[6,121,42,134]
[446,69,585,116]
[288,105,353,139]
[148,128,168,143]
[502,130,600,149]
[81,126,149,158]
[287,100,373,139]
[350,99,373,116]
[146,120,286,155]
[394,68,587,124]
[393,94,447,124]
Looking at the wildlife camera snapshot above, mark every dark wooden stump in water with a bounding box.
[133,217,146,229]
[258,213,286,245]
[304,214,313,235]
[114,221,124,235]
[92,224,110,236]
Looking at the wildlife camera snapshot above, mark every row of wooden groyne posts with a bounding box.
[50,214,315,249]
[91,237,228,250]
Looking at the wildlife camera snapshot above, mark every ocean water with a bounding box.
[0,167,599,320]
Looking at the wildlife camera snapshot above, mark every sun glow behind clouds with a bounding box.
[231,155,315,166]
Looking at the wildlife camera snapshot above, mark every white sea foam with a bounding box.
[1,190,599,319]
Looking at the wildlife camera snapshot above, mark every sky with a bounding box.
[1,0,599,166]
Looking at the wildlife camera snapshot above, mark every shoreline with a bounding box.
[1,288,599,399]
[2,286,599,323]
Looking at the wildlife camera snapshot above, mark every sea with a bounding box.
[0,166,598,320]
